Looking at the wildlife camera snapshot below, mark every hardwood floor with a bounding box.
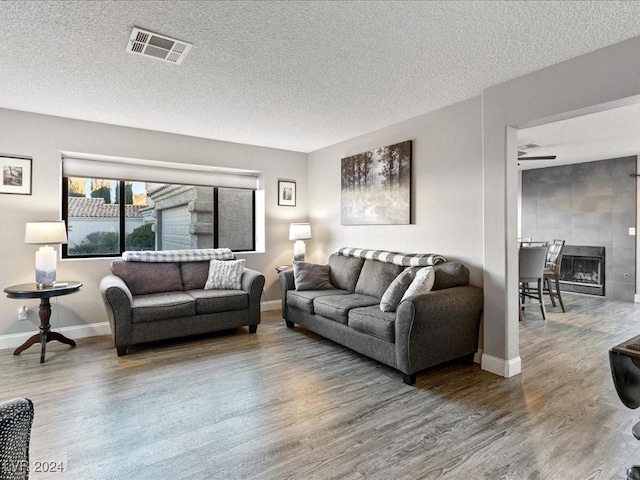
[2,294,640,479]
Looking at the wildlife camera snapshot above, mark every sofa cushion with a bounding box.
[313,293,379,325]
[111,260,184,295]
[432,262,470,291]
[131,292,195,324]
[186,289,249,314]
[293,262,333,291]
[287,289,350,314]
[328,254,365,292]
[205,259,245,290]
[401,266,435,301]
[348,306,396,343]
[354,260,403,299]
[380,267,415,312]
[180,262,211,290]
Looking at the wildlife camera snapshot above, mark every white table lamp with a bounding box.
[289,223,311,262]
[25,221,68,289]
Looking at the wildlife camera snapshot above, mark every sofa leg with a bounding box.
[285,320,295,329]
[402,373,416,385]
[116,346,127,357]
[249,325,258,333]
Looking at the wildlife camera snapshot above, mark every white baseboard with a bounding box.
[473,349,483,364]
[635,294,640,303]
[481,353,521,378]
[261,300,281,312]
[0,322,111,351]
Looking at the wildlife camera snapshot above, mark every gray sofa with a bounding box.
[279,253,483,384]
[100,260,265,356]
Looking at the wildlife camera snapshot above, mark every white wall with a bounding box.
[482,35,640,377]
[0,108,307,337]
[307,96,484,286]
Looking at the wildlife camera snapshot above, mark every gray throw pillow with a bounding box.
[204,259,245,290]
[380,268,415,312]
[293,261,333,291]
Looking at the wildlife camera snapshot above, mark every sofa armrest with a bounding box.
[395,285,484,375]
[241,268,266,325]
[99,274,134,349]
[278,270,295,319]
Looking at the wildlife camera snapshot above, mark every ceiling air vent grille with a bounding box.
[126,27,192,65]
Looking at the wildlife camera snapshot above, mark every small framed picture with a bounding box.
[0,155,32,195]
[278,180,296,207]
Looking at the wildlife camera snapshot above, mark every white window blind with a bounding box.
[62,153,260,190]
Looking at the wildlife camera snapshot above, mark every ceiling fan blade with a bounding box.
[518,155,557,160]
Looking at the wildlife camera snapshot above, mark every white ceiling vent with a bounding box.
[126,27,192,65]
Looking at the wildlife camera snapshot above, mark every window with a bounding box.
[62,177,256,258]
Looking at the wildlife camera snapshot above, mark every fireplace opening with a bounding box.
[559,245,605,296]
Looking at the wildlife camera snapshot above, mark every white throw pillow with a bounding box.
[400,267,435,302]
[204,259,246,290]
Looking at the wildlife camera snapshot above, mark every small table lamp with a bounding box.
[289,223,311,262]
[24,221,68,289]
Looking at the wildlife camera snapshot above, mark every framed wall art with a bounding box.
[341,140,411,225]
[278,180,296,206]
[0,155,32,195]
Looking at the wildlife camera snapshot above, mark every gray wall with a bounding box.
[521,157,636,301]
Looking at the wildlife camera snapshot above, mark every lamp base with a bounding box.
[35,246,57,289]
[293,240,306,263]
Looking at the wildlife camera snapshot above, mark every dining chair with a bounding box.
[519,245,548,321]
[544,239,566,312]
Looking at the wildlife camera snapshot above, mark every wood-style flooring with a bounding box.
[2,294,640,480]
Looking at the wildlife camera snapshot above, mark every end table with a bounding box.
[4,281,82,363]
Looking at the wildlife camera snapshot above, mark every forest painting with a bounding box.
[341,140,411,225]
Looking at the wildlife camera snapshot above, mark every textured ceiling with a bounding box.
[3,1,640,153]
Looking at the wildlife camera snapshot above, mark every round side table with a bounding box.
[4,281,82,363]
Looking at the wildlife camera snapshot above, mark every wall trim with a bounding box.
[261,300,280,312]
[0,322,111,351]
[481,353,521,378]
[635,294,640,303]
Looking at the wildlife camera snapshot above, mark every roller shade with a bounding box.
[62,154,260,190]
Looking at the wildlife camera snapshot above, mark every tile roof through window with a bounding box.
[68,197,142,218]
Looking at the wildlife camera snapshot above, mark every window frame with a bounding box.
[62,177,256,259]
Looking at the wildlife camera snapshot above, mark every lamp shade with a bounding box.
[25,221,68,245]
[289,223,311,241]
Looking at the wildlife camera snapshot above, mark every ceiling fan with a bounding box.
[517,150,557,161]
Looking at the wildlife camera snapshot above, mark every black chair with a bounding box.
[544,239,566,312]
[0,398,34,480]
[610,336,640,479]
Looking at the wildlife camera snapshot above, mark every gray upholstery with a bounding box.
[0,397,33,480]
[287,289,350,314]
[431,262,470,291]
[187,289,248,314]
[131,292,195,324]
[354,260,403,299]
[280,255,483,384]
[313,294,379,325]
[348,306,396,343]
[328,254,365,292]
[100,261,265,356]
[110,261,183,295]
[180,261,210,290]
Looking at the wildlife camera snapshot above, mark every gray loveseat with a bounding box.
[279,251,483,384]
[100,259,265,356]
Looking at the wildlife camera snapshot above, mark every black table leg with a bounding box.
[13,297,76,363]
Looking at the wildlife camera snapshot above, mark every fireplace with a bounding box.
[559,245,605,296]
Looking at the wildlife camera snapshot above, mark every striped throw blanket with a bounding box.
[335,247,447,266]
[122,248,235,262]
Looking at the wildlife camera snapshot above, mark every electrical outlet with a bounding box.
[18,306,28,321]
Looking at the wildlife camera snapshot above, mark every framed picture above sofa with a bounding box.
[341,140,411,225]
